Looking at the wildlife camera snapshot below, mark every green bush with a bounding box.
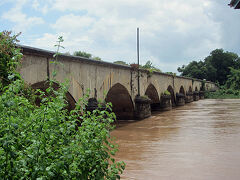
[205,89,240,99]
[226,89,234,94]
[0,31,22,90]
[163,90,170,95]
[0,32,125,179]
[0,79,125,179]
[234,91,240,96]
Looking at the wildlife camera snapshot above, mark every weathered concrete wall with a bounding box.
[19,45,218,119]
[205,81,218,91]
[19,54,48,84]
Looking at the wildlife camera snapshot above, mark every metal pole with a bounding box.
[137,27,140,96]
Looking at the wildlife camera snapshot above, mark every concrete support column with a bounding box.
[199,91,205,99]
[176,93,185,106]
[86,98,105,112]
[185,92,193,103]
[160,95,172,111]
[134,96,151,120]
[193,91,199,101]
[151,103,161,111]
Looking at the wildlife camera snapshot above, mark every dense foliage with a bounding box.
[73,50,102,61]
[225,67,240,90]
[73,51,92,58]
[178,49,240,85]
[178,49,240,99]
[114,60,162,73]
[0,80,125,179]
[0,31,22,90]
[0,32,125,179]
[205,87,240,99]
[113,61,129,66]
[205,67,240,99]
[140,60,161,72]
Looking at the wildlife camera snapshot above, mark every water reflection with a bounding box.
[112,99,240,180]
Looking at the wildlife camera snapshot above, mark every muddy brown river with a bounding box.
[112,99,240,180]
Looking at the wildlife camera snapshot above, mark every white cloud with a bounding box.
[1,0,44,32]
[52,14,95,32]
[32,0,40,9]
[32,0,50,14]
[31,32,93,53]
[48,0,221,54]
[31,33,60,50]
[12,0,238,73]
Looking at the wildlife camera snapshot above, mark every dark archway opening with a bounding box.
[31,81,76,111]
[189,86,192,93]
[176,86,186,106]
[145,84,160,111]
[167,85,176,107]
[179,86,185,95]
[105,83,134,120]
[195,87,198,91]
[185,86,193,103]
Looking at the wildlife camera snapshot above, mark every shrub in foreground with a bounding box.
[0,31,125,179]
[0,79,125,179]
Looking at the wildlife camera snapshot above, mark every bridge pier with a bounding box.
[193,91,199,101]
[86,98,107,112]
[185,92,193,103]
[199,91,205,99]
[176,93,185,106]
[134,96,151,120]
[150,103,162,111]
[160,95,172,111]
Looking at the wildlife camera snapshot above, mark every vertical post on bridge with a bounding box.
[134,28,151,120]
[137,27,140,96]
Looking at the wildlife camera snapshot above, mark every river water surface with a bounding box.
[111,99,240,180]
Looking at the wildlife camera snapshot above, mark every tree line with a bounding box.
[178,49,240,89]
[72,50,161,72]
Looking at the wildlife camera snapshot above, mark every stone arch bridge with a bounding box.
[18,45,217,120]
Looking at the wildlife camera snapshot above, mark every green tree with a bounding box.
[0,31,22,90]
[73,51,92,58]
[141,60,161,72]
[206,49,239,85]
[178,49,240,85]
[177,61,207,79]
[113,61,128,65]
[165,72,176,76]
[225,67,240,90]
[93,56,102,61]
[73,51,102,61]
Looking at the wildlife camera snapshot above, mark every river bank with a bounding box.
[205,89,240,99]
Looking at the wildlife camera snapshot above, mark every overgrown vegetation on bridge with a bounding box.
[0,31,125,179]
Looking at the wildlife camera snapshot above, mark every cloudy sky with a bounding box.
[1,0,239,73]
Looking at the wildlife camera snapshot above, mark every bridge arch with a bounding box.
[188,86,192,93]
[195,87,198,91]
[167,85,176,106]
[145,83,160,111]
[179,86,185,95]
[105,83,134,120]
[31,81,76,111]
